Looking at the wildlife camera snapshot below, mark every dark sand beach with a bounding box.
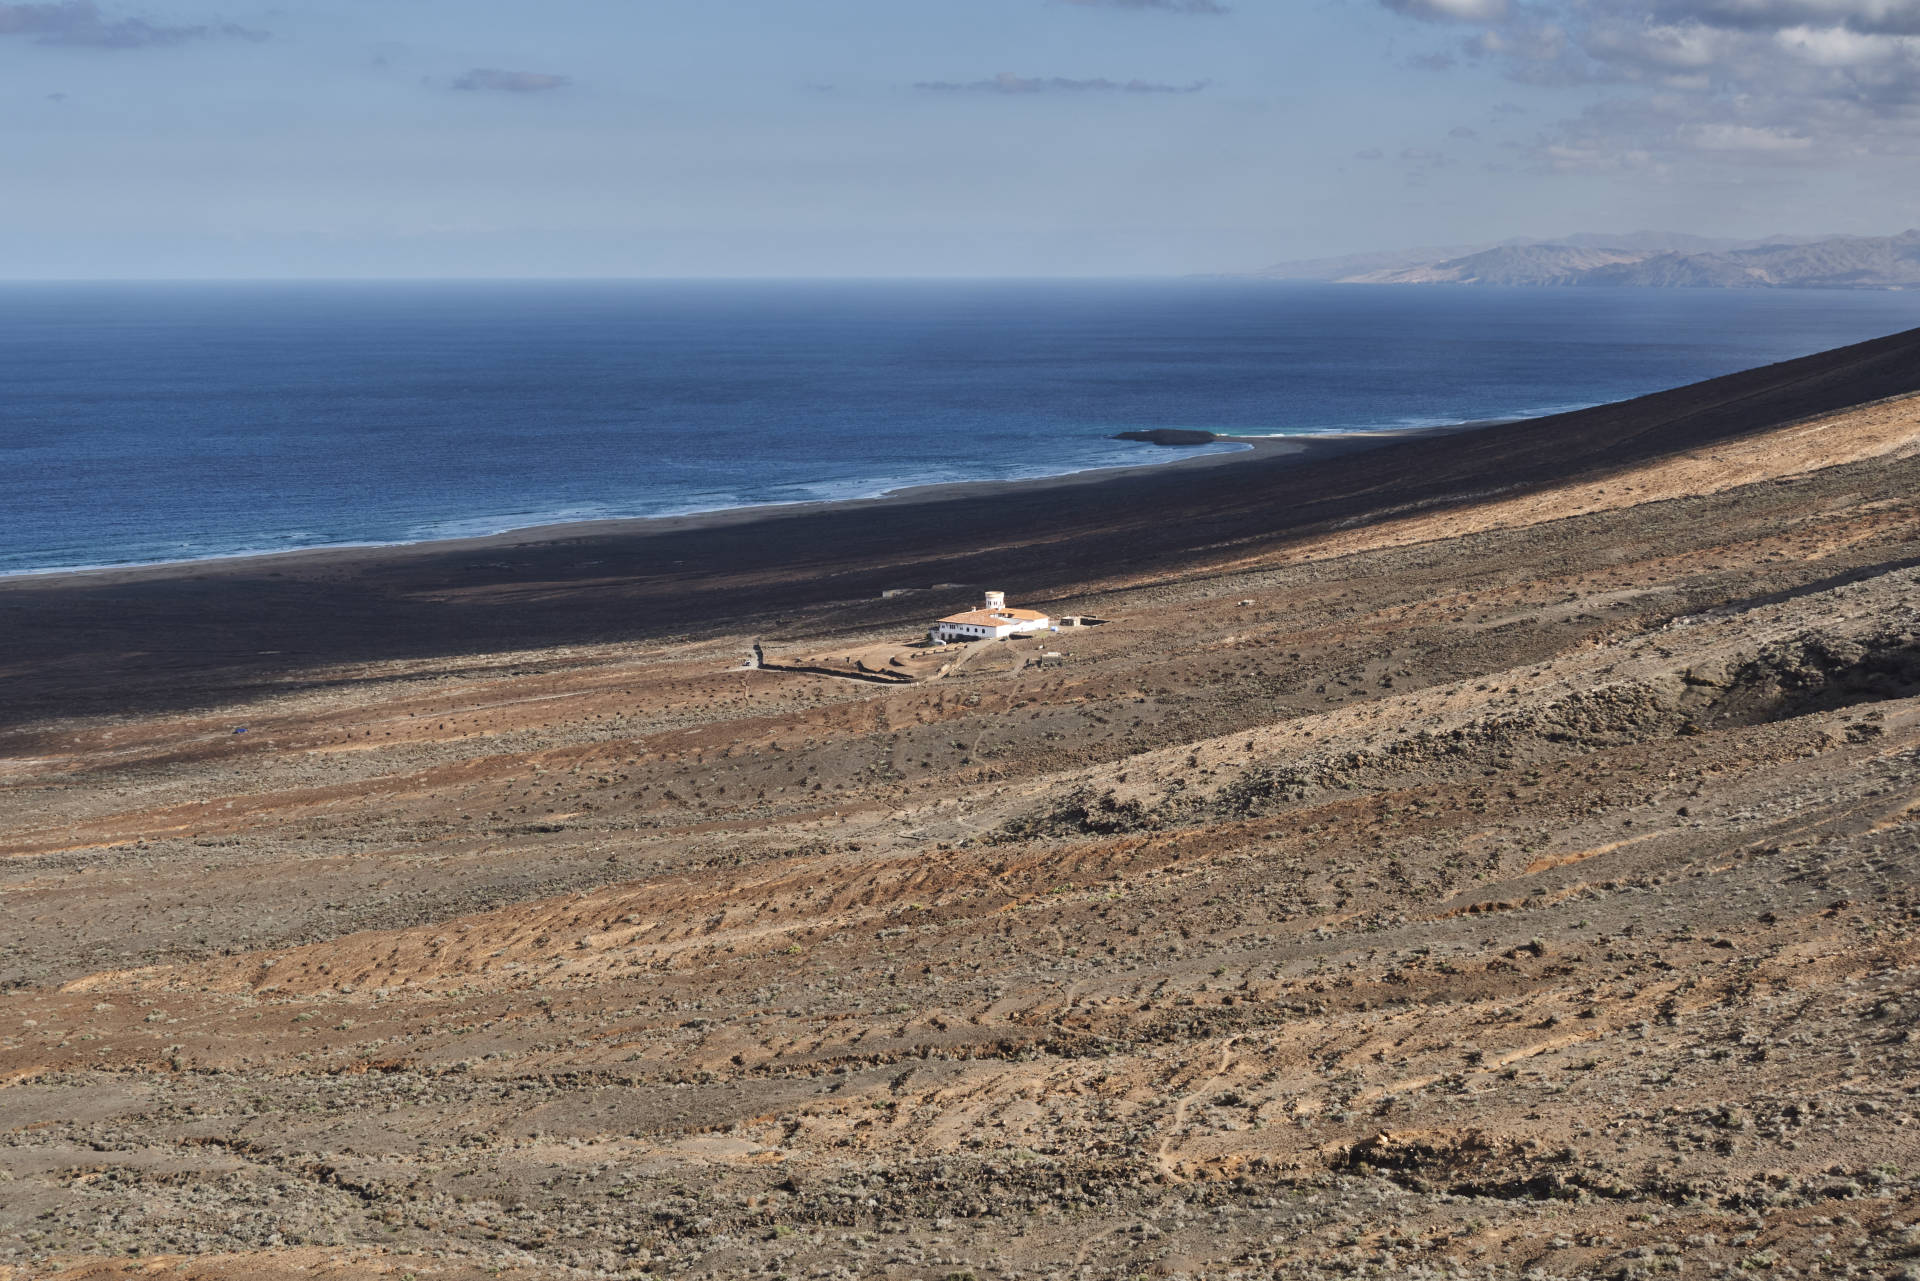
[5,325,1919,727]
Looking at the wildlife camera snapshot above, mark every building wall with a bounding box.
[930,617,1049,643]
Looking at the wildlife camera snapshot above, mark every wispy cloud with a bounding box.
[452,67,571,93]
[915,72,1209,94]
[1381,0,1510,20]
[1061,0,1229,13]
[0,1,263,49]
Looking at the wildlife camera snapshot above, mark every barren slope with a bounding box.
[4,366,1920,1278]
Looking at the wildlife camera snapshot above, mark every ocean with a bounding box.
[4,279,1918,577]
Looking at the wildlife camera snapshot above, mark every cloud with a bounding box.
[1582,18,1729,74]
[914,72,1209,93]
[1381,0,1510,20]
[1774,21,1920,64]
[452,67,571,93]
[1062,0,1229,11]
[1449,124,1481,137]
[1679,120,1817,149]
[1540,139,1660,172]
[1377,0,1920,168]
[1461,20,1570,70]
[1656,0,1920,35]
[0,1,263,48]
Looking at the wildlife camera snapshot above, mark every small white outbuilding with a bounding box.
[929,591,1052,644]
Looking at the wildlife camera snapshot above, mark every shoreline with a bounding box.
[4,323,1918,727]
[0,428,1421,588]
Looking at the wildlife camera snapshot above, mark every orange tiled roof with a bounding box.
[936,608,1050,626]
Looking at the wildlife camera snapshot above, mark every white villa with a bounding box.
[929,591,1052,644]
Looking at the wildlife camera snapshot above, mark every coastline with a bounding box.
[0,429,1397,587]
[4,323,1919,729]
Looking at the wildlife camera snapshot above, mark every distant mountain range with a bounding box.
[1240,230,1920,290]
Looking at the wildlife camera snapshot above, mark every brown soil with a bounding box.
[4,329,1920,1279]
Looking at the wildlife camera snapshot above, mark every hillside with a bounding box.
[4,330,1920,1278]
[1247,229,1920,289]
[1344,243,1645,285]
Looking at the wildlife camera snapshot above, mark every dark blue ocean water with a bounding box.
[4,280,1918,576]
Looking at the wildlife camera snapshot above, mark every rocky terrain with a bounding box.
[4,338,1920,1278]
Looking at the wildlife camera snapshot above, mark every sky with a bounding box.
[0,0,1916,277]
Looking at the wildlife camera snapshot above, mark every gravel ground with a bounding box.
[4,389,1920,1279]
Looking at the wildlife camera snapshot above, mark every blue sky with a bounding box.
[1,0,1914,277]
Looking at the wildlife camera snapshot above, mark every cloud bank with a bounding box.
[1379,0,1920,168]
[0,1,262,49]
